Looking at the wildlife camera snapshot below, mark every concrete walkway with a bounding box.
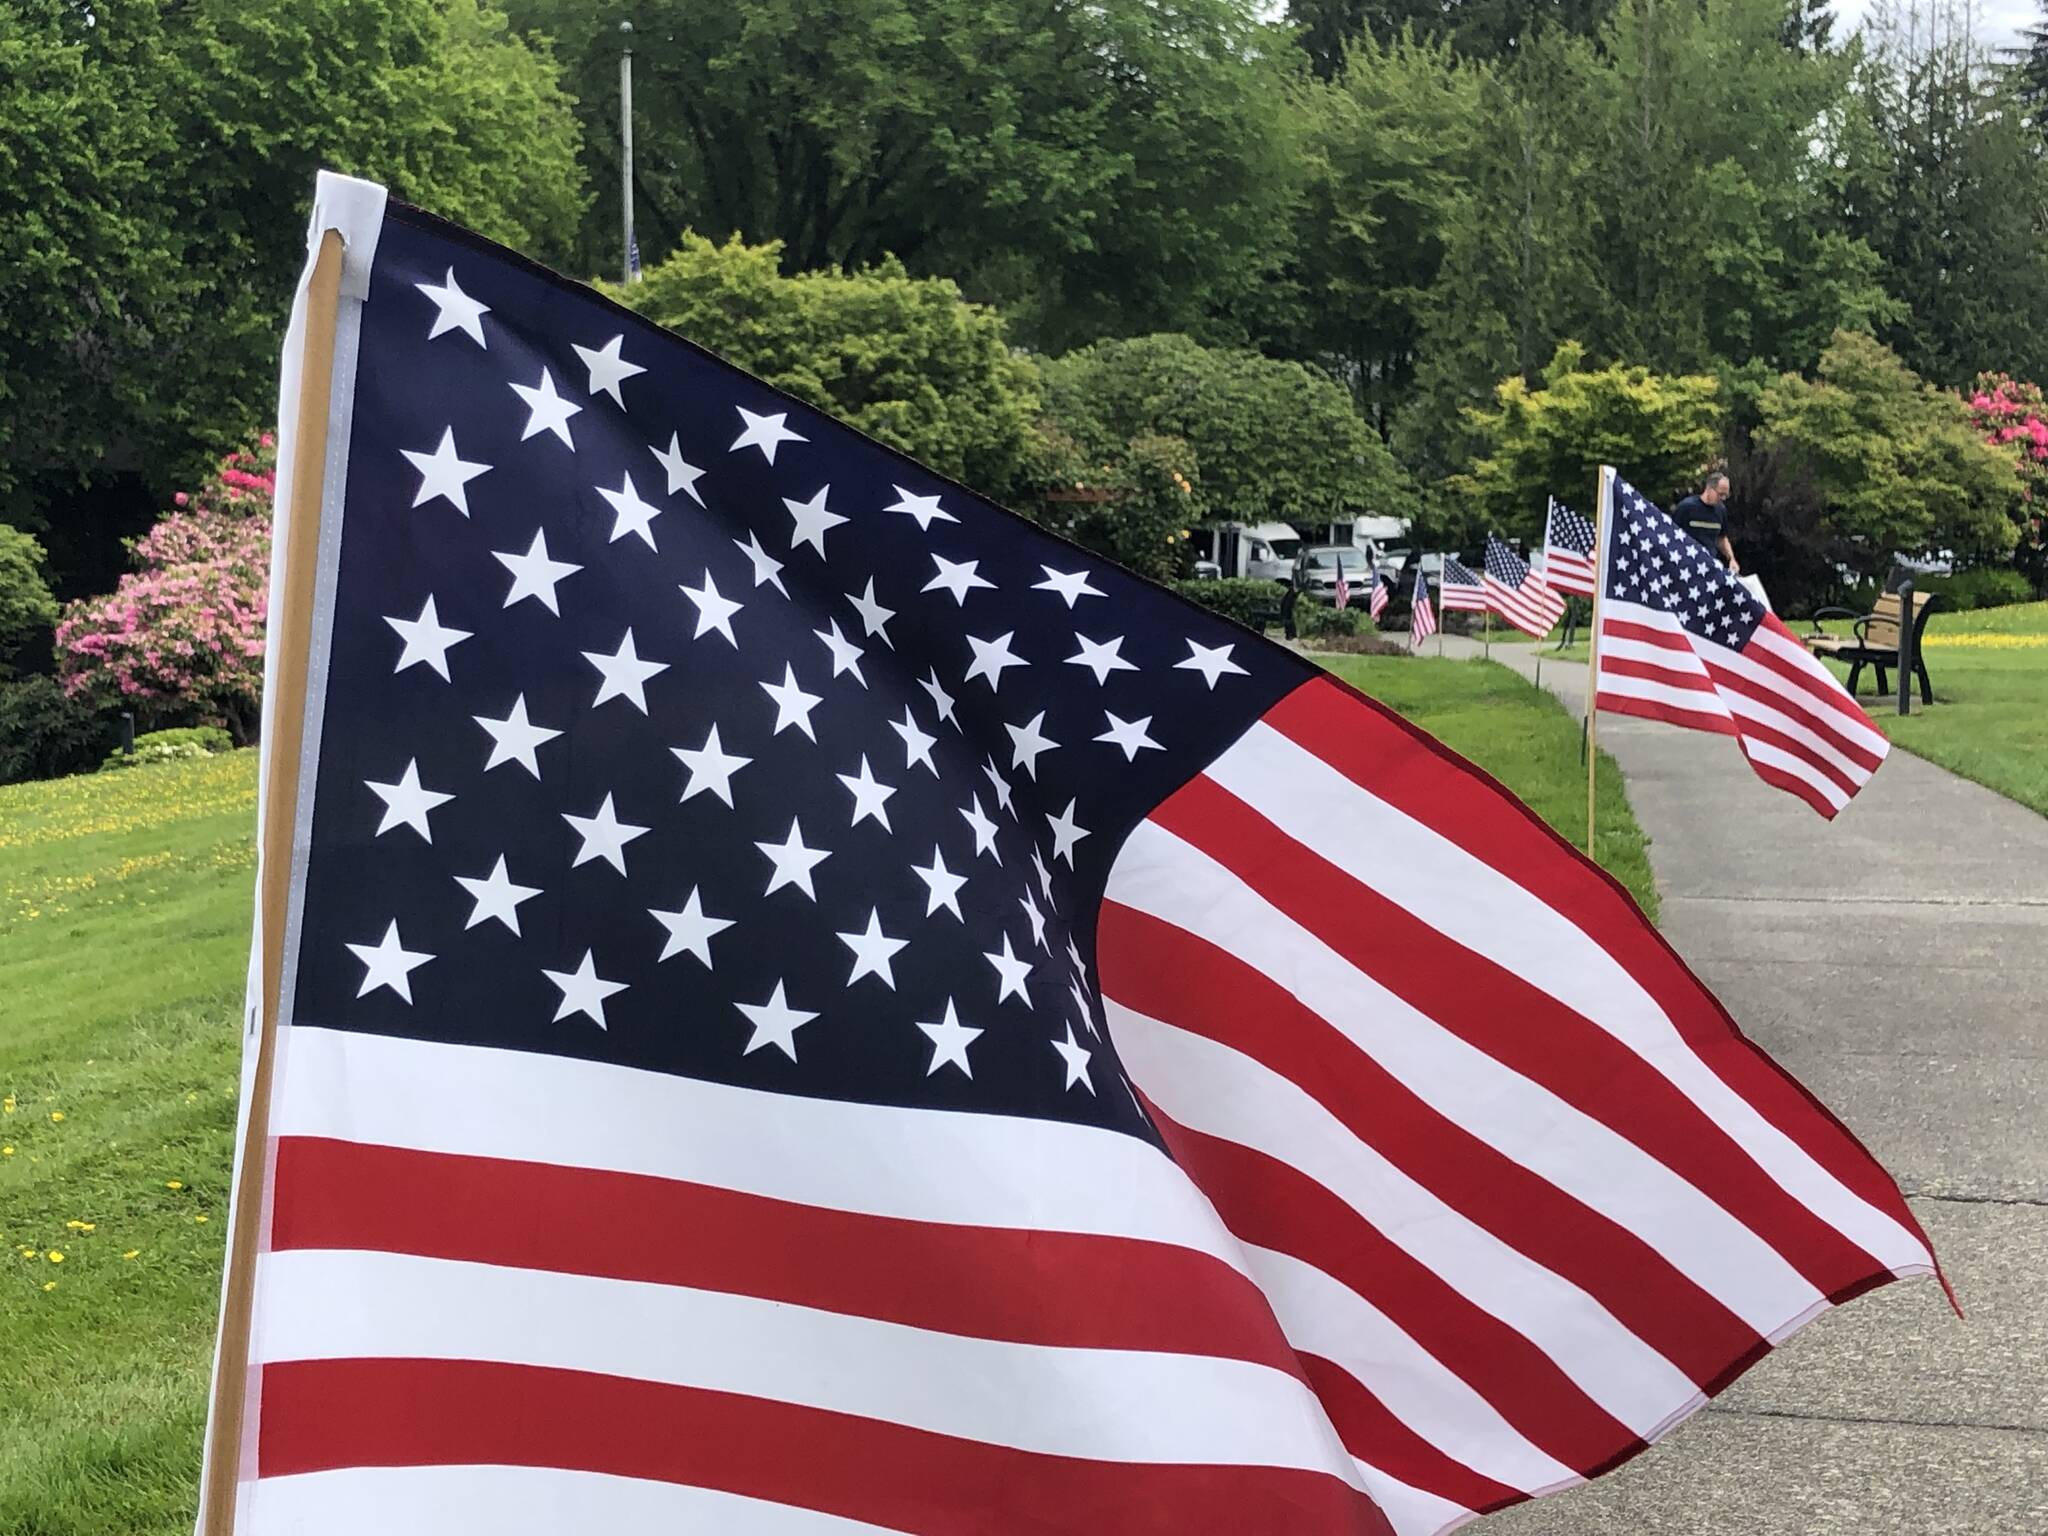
[1436,635,2048,1536]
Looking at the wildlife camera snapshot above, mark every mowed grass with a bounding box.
[1320,653,1658,920]
[0,665,1652,1534]
[0,752,255,1536]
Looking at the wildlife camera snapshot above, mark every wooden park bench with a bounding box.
[1804,589,1940,704]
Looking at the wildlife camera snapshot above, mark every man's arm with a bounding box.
[1719,534,1739,575]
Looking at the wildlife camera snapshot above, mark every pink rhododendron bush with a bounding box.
[56,435,275,744]
[1967,373,2048,590]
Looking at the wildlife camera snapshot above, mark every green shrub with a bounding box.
[99,725,233,771]
[1296,601,1368,638]
[1170,577,1286,630]
[0,675,118,784]
[1921,567,2032,610]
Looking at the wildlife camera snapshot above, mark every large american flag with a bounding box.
[1439,555,1486,613]
[211,193,1939,1536]
[1541,498,1597,598]
[1594,475,1890,818]
[1482,535,1566,638]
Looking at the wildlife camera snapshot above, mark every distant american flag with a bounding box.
[1482,536,1565,639]
[207,185,1938,1536]
[1335,564,1352,610]
[1542,498,1597,598]
[1595,475,1890,817]
[1439,555,1486,613]
[1406,567,1436,651]
[1368,569,1391,622]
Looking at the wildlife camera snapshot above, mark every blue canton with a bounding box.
[1605,481,1763,650]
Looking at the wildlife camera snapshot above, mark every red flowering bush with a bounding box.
[56,434,275,744]
[1967,373,2048,592]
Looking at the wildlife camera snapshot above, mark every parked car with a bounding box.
[1378,547,1443,582]
[1292,544,1377,598]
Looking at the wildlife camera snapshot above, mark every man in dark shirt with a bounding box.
[1673,472,1738,573]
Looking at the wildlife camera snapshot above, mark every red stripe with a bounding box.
[1595,688,1740,737]
[1598,654,1726,701]
[1142,1105,1645,1478]
[1260,678,1926,1263]
[1751,616,1893,736]
[1739,750,1844,820]
[270,1136,1298,1373]
[258,1357,1396,1536]
[1600,615,1696,654]
[1713,699,1861,800]
[1100,892,1766,1385]
[1124,771,1887,1309]
[1701,658,1882,778]
[1299,1351,1527,1517]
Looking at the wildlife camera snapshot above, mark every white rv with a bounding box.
[1195,520,1301,582]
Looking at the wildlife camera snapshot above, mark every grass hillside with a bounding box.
[0,655,1652,1534]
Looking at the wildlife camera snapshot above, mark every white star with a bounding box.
[964,631,1027,692]
[649,432,707,505]
[1069,976,1099,1039]
[1096,711,1163,761]
[837,755,897,831]
[509,367,582,447]
[582,629,668,713]
[415,267,489,346]
[923,554,995,606]
[917,999,983,1078]
[892,707,938,776]
[678,569,743,646]
[1176,639,1248,689]
[1005,711,1058,779]
[887,486,958,530]
[346,920,434,1003]
[544,950,629,1028]
[919,669,959,730]
[563,792,649,875]
[673,724,751,807]
[760,664,823,741]
[597,472,665,550]
[454,856,541,935]
[959,795,1002,863]
[384,595,471,680]
[731,406,806,463]
[494,528,581,614]
[573,334,645,407]
[734,531,788,597]
[836,907,908,990]
[1052,1025,1095,1093]
[847,579,896,648]
[735,981,816,1060]
[473,694,561,778]
[983,932,1034,1005]
[756,818,830,899]
[783,484,847,557]
[402,428,490,516]
[912,845,968,920]
[983,757,1016,817]
[1066,633,1135,685]
[1046,799,1090,866]
[650,886,734,966]
[1035,566,1105,607]
[365,759,452,842]
[1020,887,1049,950]
[813,619,866,686]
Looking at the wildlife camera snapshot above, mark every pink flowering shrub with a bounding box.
[56,434,275,744]
[1967,374,2048,592]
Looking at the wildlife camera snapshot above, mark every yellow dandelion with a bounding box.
[2,1146,13,1156]
[122,1250,140,1261]
[2,1095,14,1113]
[164,1179,184,1190]
[18,1247,35,1258]
[65,1220,95,1232]
[48,1111,64,1123]
[42,1280,56,1292]
[194,1213,209,1223]
[47,1251,63,1264]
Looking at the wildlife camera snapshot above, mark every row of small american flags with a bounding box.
[202,175,1933,1536]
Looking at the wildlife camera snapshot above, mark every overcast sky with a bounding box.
[1832,0,2038,52]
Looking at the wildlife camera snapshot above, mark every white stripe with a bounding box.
[1108,821,1822,1336]
[1105,996,1700,1436]
[1246,1243,1579,1496]
[1195,723,1933,1278]
[272,1026,1251,1278]
[1708,667,1873,785]
[1738,736,1852,810]
[1596,668,1736,727]
[253,1248,1366,1487]
[1746,626,1891,757]
[250,1465,911,1536]
[1351,1469,1478,1536]
[1691,629,1886,768]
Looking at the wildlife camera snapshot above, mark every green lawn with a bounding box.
[0,668,1653,1533]
[1824,599,2048,818]
[1320,653,1657,919]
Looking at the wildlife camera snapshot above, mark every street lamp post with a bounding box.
[620,20,637,284]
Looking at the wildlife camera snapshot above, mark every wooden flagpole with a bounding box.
[1585,465,1614,858]
[198,226,345,1536]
